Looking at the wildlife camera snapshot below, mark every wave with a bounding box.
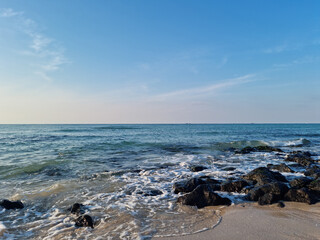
[212,140,268,151]
[267,138,312,147]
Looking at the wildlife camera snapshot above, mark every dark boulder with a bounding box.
[291,151,312,157]
[173,177,220,194]
[137,189,163,196]
[289,177,312,189]
[220,180,249,193]
[69,203,85,215]
[189,166,207,172]
[177,184,231,208]
[285,153,314,167]
[242,167,287,186]
[247,182,289,202]
[307,179,320,192]
[222,167,237,171]
[284,188,317,204]
[0,199,24,210]
[304,165,320,179]
[75,215,94,228]
[267,163,294,173]
[258,193,281,205]
[277,201,285,208]
[236,146,282,154]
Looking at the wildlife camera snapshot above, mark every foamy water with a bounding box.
[0,124,319,239]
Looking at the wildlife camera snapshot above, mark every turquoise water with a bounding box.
[0,124,319,239]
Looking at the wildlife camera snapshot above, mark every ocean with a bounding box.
[0,124,319,239]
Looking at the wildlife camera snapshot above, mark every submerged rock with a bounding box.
[75,215,94,228]
[137,189,163,196]
[220,180,249,193]
[236,146,282,154]
[0,200,24,210]
[69,203,85,215]
[189,165,207,172]
[267,163,294,173]
[285,152,314,167]
[177,184,231,208]
[242,167,287,186]
[173,177,220,194]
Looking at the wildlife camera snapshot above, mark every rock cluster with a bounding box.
[175,147,320,208]
[69,203,94,228]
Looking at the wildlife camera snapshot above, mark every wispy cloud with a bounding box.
[152,74,255,101]
[0,8,68,81]
[262,44,291,54]
[273,56,320,68]
[0,8,23,17]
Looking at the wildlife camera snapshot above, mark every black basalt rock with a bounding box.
[69,203,85,215]
[258,193,281,205]
[0,199,24,210]
[267,163,294,173]
[284,188,317,204]
[285,152,314,167]
[247,182,289,202]
[220,180,249,193]
[236,146,282,154]
[289,177,312,189]
[173,177,220,194]
[242,167,287,186]
[75,214,94,228]
[189,165,207,172]
[177,184,231,208]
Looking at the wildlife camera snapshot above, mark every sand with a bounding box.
[154,202,320,240]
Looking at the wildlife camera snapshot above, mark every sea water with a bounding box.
[0,124,319,239]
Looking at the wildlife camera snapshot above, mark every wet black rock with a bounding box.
[285,152,314,167]
[0,199,24,210]
[258,193,281,205]
[173,177,220,194]
[236,146,282,154]
[267,163,294,173]
[75,215,94,228]
[222,167,236,171]
[137,189,163,196]
[242,167,287,186]
[304,166,320,179]
[177,184,231,208]
[284,188,317,204]
[189,166,207,172]
[247,182,289,202]
[289,177,312,189]
[220,180,249,193]
[307,179,320,192]
[69,203,85,215]
[291,151,312,157]
[277,201,285,208]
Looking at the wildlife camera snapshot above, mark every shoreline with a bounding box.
[154,202,320,240]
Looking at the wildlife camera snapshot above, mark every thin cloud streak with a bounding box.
[0,8,68,82]
[152,74,255,101]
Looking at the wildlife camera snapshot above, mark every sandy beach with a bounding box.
[155,202,320,240]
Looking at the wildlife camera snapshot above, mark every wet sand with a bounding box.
[154,202,320,240]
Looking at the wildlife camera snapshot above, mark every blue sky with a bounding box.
[0,0,319,123]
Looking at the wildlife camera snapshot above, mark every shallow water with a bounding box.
[0,124,319,239]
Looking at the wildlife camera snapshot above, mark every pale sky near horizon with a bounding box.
[0,0,319,123]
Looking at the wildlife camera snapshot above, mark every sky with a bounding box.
[0,0,319,123]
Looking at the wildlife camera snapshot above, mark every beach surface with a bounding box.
[155,202,320,240]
